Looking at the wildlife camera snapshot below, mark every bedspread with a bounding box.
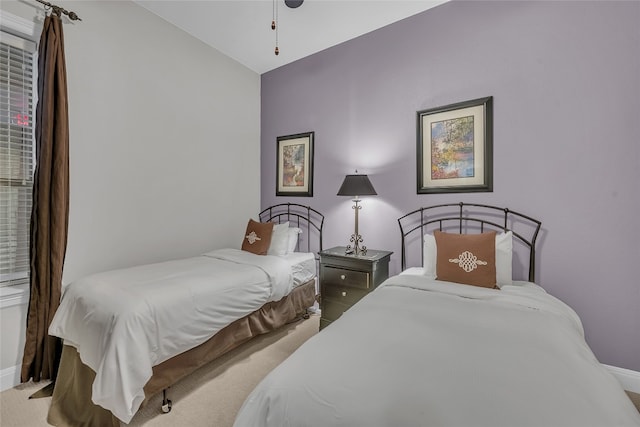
[234,274,640,427]
[49,248,292,423]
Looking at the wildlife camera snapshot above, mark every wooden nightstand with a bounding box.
[318,246,392,330]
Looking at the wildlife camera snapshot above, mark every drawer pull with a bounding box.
[340,274,346,280]
[342,291,347,297]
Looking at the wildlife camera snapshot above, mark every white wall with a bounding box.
[0,0,260,390]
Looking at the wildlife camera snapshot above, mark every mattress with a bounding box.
[234,273,640,427]
[48,248,315,424]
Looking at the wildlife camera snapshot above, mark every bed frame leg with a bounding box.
[161,388,172,414]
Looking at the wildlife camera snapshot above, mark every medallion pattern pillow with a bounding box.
[241,219,274,255]
[424,231,513,287]
[434,230,497,288]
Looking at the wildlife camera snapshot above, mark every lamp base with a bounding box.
[345,234,367,255]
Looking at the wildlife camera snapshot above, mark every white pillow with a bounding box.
[423,231,513,287]
[423,233,437,279]
[286,227,302,253]
[495,231,513,287]
[267,222,290,256]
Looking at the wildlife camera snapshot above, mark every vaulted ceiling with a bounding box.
[133,0,448,74]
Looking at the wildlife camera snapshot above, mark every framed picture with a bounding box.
[417,97,493,194]
[276,131,314,197]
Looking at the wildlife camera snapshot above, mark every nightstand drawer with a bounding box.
[322,285,368,305]
[320,286,369,323]
[322,298,352,322]
[322,293,369,322]
[323,266,370,289]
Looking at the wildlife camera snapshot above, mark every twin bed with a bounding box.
[46,202,640,426]
[233,203,640,427]
[46,203,324,426]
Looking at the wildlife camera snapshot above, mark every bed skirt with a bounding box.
[47,278,317,426]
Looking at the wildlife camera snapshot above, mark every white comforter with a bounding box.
[49,248,293,423]
[234,274,640,427]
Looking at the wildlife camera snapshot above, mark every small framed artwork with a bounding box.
[276,131,314,197]
[417,97,493,194]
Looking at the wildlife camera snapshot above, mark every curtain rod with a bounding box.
[34,0,81,21]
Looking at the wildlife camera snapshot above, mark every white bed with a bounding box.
[49,249,315,423]
[235,273,640,427]
[233,203,640,427]
[47,203,324,425]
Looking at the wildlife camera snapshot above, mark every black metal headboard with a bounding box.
[398,202,542,282]
[259,203,324,258]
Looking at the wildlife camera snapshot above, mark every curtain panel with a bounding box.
[21,13,70,383]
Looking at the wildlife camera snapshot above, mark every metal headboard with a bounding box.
[398,202,542,282]
[259,203,324,258]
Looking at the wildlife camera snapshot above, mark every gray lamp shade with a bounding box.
[337,174,377,197]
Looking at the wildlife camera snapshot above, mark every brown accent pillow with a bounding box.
[241,219,274,255]
[434,230,497,288]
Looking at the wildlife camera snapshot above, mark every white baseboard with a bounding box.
[604,364,640,393]
[0,365,20,392]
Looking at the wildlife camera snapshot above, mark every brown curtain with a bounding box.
[21,13,70,383]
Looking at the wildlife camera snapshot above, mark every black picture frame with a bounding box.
[417,97,493,194]
[276,131,314,197]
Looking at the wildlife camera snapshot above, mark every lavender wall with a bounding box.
[261,1,640,371]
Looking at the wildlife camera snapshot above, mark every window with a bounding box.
[0,30,36,287]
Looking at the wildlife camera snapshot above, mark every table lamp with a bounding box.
[337,172,377,255]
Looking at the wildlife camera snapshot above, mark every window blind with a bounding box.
[0,31,36,287]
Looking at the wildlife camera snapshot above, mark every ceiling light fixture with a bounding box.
[272,0,305,56]
[272,0,279,55]
[284,0,304,8]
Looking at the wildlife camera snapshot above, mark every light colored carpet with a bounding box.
[1,313,639,426]
[0,314,319,427]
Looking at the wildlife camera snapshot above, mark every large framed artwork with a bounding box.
[417,97,493,194]
[276,131,314,197]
